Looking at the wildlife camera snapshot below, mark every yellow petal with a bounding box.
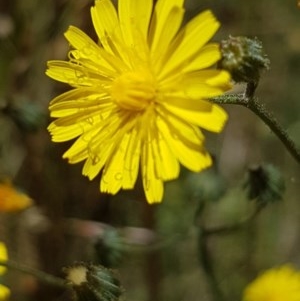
[83,113,137,182]
[157,106,205,145]
[90,0,121,51]
[46,61,101,87]
[157,117,212,171]
[163,102,228,132]
[65,26,100,59]
[169,70,232,99]
[65,141,89,164]
[49,122,90,142]
[118,0,153,45]
[51,102,111,124]
[100,135,130,194]
[49,88,113,120]
[178,84,227,99]
[50,98,111,118]
[50,87,104,105]
[151,129,180,181]
[150,6,184,69]
[82,144,113,180]
[91,0,134,68]
[64,26,122,75]
[159,10,220,79]
[65,25,96,47]
[122,129,141,189]
[160,96,212,112]
[183,43,221,73]
[51,101,113,126]
[62,126,106,164]
[48,105,112,142]
[205,70,232,89]
[141,137,164,203]
[149,0,184,48]
[99,115,140,192]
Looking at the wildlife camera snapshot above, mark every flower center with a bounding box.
[111,71,156,111]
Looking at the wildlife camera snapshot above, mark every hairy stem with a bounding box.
[247,99,300,163]
[212,89,300,164]
[0,259,66,289]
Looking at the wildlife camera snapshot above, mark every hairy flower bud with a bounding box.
[219,36,270,83]
[244,164,285,205]
[64,263,122,301]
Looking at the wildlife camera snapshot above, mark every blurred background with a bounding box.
[0,0,299,300]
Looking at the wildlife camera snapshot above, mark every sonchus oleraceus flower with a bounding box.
[46,0,231,204]
[243,265,300,301]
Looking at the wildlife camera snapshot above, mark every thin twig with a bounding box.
[0,259,67,289]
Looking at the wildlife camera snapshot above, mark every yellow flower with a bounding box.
[0,180,33,213]
[0,285,9,301]
[243,265,300,301]
[46,0,231,203]
[0,243,7,275]
[0,243,10,301]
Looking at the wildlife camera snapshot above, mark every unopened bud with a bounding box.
[219,36,270,83]
[64,263,122,301]
[244,164,285,205]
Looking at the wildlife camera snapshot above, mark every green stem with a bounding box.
[247,99,300,164]
[212,92,300,164]
[0,259,66,289]
[194,202,225,301]
[195,203,263,301]
[197,228,225,301]
[203,203,263,236]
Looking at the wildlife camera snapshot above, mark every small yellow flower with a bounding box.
[0,243,10,301]
[46,0,231,203]
[0,285,10,301]
[243,265,300,301]
[0,180,33,213]
[0,243,8,275]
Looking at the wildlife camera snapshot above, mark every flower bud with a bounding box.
[244,164,285,205]
[64,263,122,301]
[219,36,270,83]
